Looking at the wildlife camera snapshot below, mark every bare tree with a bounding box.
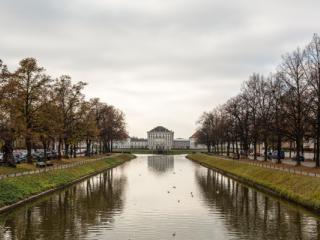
[279,48,311,165]
[305,34,320,167]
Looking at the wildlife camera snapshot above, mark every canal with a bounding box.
[1,155,320,240]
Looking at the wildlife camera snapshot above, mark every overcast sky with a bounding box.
[1,0,319,138]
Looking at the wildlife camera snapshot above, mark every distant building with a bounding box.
[173,138,190,149]
[113,138,131,149]
[147,126,174,151]
[130,137,148,149]
[113,137,148,149]
[189,131,207,149]
[113,127,207,151]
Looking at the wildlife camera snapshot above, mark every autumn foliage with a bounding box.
[0,58,128,166]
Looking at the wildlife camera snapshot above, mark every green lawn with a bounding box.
[187,153,320,211]
[0,154,135,208]
[0,164,37,175]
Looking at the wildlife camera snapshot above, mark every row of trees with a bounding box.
[197,34,320,166]
[0,58,127,166]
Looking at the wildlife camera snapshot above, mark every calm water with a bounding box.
[1,155,320,240]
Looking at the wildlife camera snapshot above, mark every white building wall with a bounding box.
[189,137,207,149]
[113,138,131,149]
[147,127,174,150]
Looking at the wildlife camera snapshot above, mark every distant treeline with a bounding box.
[197,34,320,166]
[0,58,127,166]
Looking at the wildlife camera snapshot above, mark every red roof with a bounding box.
[190,131,200,139]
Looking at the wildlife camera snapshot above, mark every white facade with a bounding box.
[113,138,131,149]
[113,137,148,149]
[173,138,190,149]
[147,126,174,150]
[130,138,148,149]
[189,132,207,149]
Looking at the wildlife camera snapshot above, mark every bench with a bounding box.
[231,153,240,159]
[46,161,54,166]
[36,162,46,168]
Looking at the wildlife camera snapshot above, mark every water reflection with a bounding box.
[147,155,174,174]
[1,156,320,240]
[0,169,127,240]
[195,168,320,240]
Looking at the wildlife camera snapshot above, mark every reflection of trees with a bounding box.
[0,169,127,240]
[195,168,320,240]
[147,155,174,174]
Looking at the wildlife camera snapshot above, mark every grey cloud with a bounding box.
[1,0,320,137]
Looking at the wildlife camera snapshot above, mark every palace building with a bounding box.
[112,127,207,150]
[147,126,174,151]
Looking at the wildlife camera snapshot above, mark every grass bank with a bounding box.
[0,154,135,211]
[187,153,320,212]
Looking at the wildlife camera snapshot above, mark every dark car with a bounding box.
[296,155,305,162]
[272,150,285,159]
[47,150,58,160]
[14,153,27,164]
[32,151,44,161]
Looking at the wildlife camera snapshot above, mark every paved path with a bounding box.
[0,154,117,180]
[212,154,320,178]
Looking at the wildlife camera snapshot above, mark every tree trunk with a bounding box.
[232,141,235,154]
[42,140,47,162]
[86,139,91,157]
[26,135,33,163]
[70,145,73,157]
[316,111,320,167]
[58,137,62,160]
[289,141,292,159]
[2,138,15,167]
[253,139,257,160]
[235,138,239,159]
[73,145,77,158]
[64,140,69,159]
[296,137,301,166]
[276,134,282,164]
[227,140,230,157]
[264,136,268,161]
[99,140,102,154]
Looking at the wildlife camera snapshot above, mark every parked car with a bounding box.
[32,151,44,161]
[47,150,58,160]
[0,153,4,164]
[295,155,305,162]
[271,150,285,159]
[14,152,27,164]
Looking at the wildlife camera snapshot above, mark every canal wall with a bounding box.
[0,153,135,214]
[187,153,320,213]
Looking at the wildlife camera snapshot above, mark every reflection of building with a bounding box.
[147,126,174,151]
[173,138,190,149]
[147,155,174,173]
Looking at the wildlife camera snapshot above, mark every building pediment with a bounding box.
[149,126,171,133]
